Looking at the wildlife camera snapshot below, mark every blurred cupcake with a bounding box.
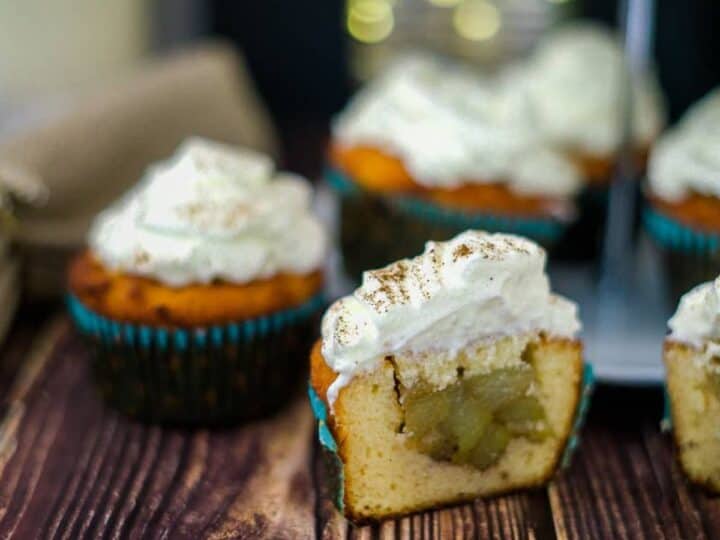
[504,24,664,258]
[328,55,582,279]
[516,23,664,186]
[644,89,720,303]
[68,138,327,424]
[664,276,720,492]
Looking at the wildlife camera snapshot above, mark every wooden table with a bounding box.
[0,310,718,540]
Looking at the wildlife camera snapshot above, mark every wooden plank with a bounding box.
[0,312,44,404]
[641,426,709,539]
[0,320,318,539]
[548,385,714,540]
[313,442,350,540]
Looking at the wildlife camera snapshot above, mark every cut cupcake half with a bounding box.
[664,278,720,492]
[310,230,589,522]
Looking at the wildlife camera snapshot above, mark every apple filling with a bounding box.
[402,365,551,469]
[706,370,720,397]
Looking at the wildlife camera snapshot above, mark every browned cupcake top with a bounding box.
[68,250,323,327]
[330,144,573,220]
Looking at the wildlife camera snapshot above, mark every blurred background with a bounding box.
[0,0,719,322]
[1,0,719,178]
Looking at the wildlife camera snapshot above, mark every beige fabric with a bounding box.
[0,41,278,298]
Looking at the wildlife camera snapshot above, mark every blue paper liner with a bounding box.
[326,167,571,280]
[310,362,594,515]
[644,207,720,254]
[309,384,345,511]
[68,293,325,425]
[391,198,564,240]
[661,386,672,433]
[643,207,720,304]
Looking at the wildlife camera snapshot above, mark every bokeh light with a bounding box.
[347,0,395,44]
[453,0,501,42]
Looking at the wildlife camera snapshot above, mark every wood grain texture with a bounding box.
[0,318,719,539]
[0,318,317,539]
[549,387,720,540]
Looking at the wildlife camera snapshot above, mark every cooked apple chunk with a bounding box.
[402,365,550,469]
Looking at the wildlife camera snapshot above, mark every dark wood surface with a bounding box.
[0,311,718,540]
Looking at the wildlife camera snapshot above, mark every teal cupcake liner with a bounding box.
[644,207,720,254]
[326,168,571,280]
[661,386,672,432]
[310,362,594,515]
[68,293,325,425]
[309,385,345,511]
[643,207,720,304]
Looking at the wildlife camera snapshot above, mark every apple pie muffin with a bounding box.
[664,276,720,492]
[309,230,591,522]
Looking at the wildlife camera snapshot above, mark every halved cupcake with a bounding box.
[328,56,582,279]
[644,88,720,302]
[68,138,327,424]
[310,230,592,522]
[664,276,720,492]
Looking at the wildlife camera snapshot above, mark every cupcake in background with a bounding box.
[644,88,720,303]
[328,55,582,279]
[505,23,665,258]
[664,276,720,492]
[515,23,664,185]
[68,138,327,424]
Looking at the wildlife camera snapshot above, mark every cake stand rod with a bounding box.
[590,0,666,383]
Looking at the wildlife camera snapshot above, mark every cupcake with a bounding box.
[664,276,720,492]
[68,138,327,424]
[516,23,664,186]
[309,230,593,522]
[506,24,664,257]
[328,55,582,280]
[644,89,720,302]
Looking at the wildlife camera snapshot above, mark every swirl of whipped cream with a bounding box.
[668,278,720,369]
[514,23,664,156]
[321,230,581,404]
[332,55,582,199]
[647,88,720,202]
[89,138,327,287]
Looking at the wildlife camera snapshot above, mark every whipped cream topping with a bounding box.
[647,88,720,202]
[321,230,581,404]
[668,278,720,347]
[332,55,582,199]
[514,23,664,156]
[89,138,327,287]
[668,277,720,372]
